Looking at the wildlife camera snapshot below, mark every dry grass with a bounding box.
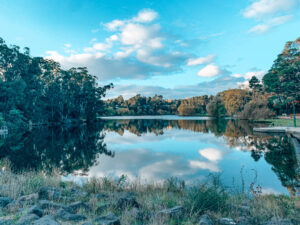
[0,162,299,224]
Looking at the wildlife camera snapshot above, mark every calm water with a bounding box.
[0,116,299,196]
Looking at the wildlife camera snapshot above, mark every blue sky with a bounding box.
[1,0,300,99]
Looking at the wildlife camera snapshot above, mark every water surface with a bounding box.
[1,116,299,196]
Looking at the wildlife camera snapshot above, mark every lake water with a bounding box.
[1,116,299,196]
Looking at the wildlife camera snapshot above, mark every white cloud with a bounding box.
[189,160,220,172]
[243,0,297,19]
[187,55,216,66]
[64,43,71,48]
[199,148,223,161]
[197,64,221,77]
[232,71,266,80]
[46,9,190,80]
[248,15,293,34]
[132,9,158,23]
[105,19,125,31]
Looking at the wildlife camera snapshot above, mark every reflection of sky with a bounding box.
[72,126,289,195]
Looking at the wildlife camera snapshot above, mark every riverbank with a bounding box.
[255,118,300,127]
[0,168,299,225]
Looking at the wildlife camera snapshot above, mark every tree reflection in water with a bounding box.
[0,123,113,175]
[0,118,299,195]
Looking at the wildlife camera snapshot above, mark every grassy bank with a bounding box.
[255,118,300,127]
[0,164,300,225]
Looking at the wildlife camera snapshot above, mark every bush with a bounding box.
[238,98,275,120]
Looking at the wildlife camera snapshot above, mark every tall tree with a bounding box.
[263,38,300,126]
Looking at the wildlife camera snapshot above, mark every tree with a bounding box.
[206,96,226,117]
[0,37,112,127]
[221,89,250,116]
[263,38,300,126]
[249,76,262,93]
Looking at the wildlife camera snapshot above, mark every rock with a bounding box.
[55,208,86,222]
[262,217,293,225]
[95,203,111,215]
[38,200,65,211]
[38,186,63,201]
[81,223,93,225]
[0,219,14,225]
[70,188,88,198]
[28,205,44,217]
[94,193,109,200]
[232,205,250,216]
[66,201,91,214]
[130,207,145,221]
[236,217,253,225]
[17,193,38,204]
[219,218,237,225]
[116,193,139,209]
[33,215,60,225]
[16,214,39,225]
[157,206,184,218]
[199,214,213,225]
[4,200,21,213]
[0,197,12,208]
[94,212,120,225]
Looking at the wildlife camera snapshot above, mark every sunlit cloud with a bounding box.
[199,148,223,161]
[197,64,221,77]
[187,55,216,66]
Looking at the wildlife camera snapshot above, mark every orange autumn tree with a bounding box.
[221,89,250,116]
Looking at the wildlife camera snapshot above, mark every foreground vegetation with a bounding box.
[0,161,299,225]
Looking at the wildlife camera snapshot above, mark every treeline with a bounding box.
[104,94,213,116]
[105,37,300,119]
[0,38,112,128]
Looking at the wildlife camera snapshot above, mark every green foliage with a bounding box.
[206,96,227,117]
[263,38,300,118]
[185,178,228,216]
[0,37,112,127]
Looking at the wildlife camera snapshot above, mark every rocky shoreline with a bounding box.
[0,184,299,225]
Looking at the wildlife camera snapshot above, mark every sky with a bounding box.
[0,0,300,99]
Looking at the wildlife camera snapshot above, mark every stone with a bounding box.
[236,217,253,225]
[17,193,38,204]
[262,217,293,225]
[38,200,65,211]
[0,219,14,225]
[55,208,86,222]
[66,201,91,214]
[116,193,139,209]
[0,197,12,208]
[28,205,44,217]
[33,215,60,225]
[81,223,93,225]
[16,214,39,225]
[199,214,213,225]
[4,200,21,213]
[94,212,120,225]
[70,188,88,198]
[219,218,237,225]
[94,193,109,200]
[38,186,63,201]
[157,206,184,218]
[95,203,111,215]
[130,207,145,221]
[232,205,250,216]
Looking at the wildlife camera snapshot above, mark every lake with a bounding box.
[0,116,299,196]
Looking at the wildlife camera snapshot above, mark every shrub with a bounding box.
[238,98,275,120]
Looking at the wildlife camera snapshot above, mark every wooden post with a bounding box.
[293,102,296,127]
